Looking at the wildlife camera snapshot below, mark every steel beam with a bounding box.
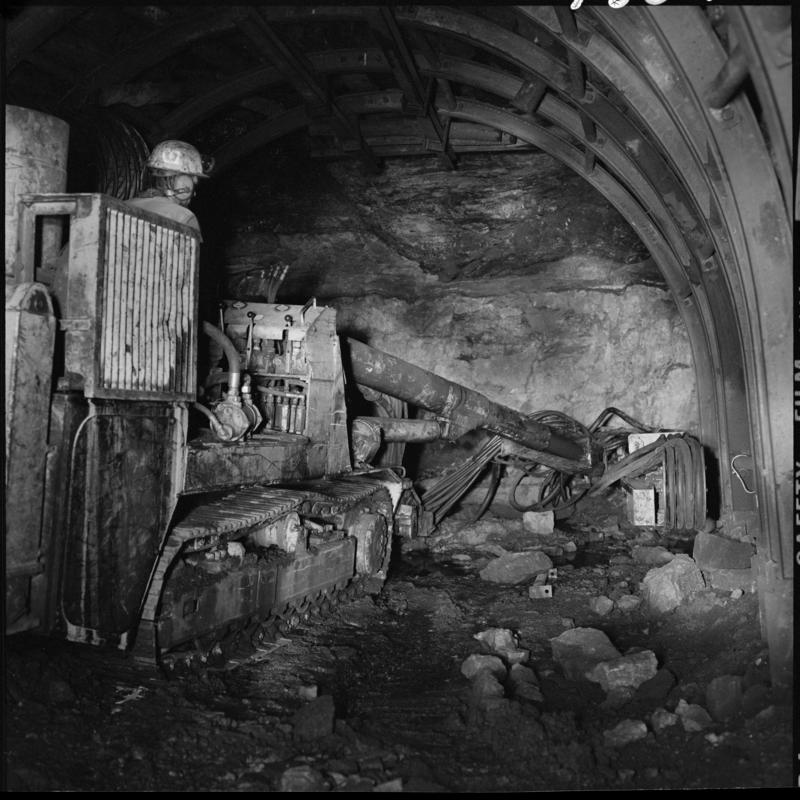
[6,6,87,70]
[210,106,310,176]
[62,8,245,105]
[645,6,792,572]
[725,6,792,218]
[155,49,391,139]
[365,7,456,169]
[399,7,709,270]
[242,9,382,173]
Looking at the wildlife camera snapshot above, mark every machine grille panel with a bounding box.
[98,207,198,398]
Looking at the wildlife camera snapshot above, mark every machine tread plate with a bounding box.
[132,477,388,669]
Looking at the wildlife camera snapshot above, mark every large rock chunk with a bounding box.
[585,650,658,701]
[550,628,621,681]
[633,668,676,704]
[473,627,529,664]
[507,664,544,703]
[479,550,553,584]
[588,595,614,616]
[692,531,754,570]
[279,765,328,792]
[641,554,705,613]
[470,670,506,701]
[522,510,555,534]
[602,719,648,747]
[460,653,508,680]
[674,699,713,732]
[615,594,642,613]
[650,707,679,735]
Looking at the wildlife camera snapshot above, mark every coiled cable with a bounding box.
[502,410,591,514]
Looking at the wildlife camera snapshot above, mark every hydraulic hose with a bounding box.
[507,407,658,514]
[421,407,666,524]
[202,320,241,394]
[422,435,502,523]
[470,461,502,524]
[505,410,591,514]
[587,406,654,433]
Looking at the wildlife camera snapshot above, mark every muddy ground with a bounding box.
[3,497,794,792]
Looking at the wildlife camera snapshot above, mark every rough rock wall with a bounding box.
[330,266,696,433]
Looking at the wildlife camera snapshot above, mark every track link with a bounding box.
[161,576,370,675]
[132,478,391,673]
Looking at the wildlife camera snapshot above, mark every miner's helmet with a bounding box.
[146,140,213,178]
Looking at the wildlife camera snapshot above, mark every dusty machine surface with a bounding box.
[5,190,708,673]
[5,192,423,672]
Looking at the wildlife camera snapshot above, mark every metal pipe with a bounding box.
[202,320,241,394]
[346,338,585,463]
[353,416,442,442]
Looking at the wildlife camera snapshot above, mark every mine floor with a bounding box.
[4,501,793,792]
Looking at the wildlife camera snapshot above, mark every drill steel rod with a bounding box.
[346,339,587,465]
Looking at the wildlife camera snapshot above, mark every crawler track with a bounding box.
[132,478,394,674]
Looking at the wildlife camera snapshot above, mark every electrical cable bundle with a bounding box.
[71,111,150,200]
[419,406,671,525]
[585,432,706,531]
[500,410,592,514]
[587,406,655,469]
[265,262,289,303]
[420,435,503,525]
[224,261,290,303]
